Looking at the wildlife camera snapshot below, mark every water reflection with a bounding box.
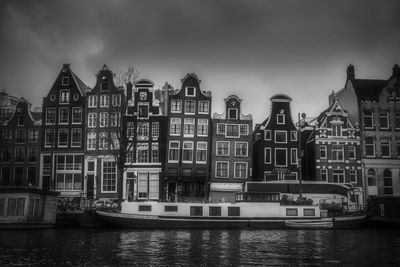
[1,229,400,265]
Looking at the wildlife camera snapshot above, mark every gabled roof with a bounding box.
[71,71,90,96]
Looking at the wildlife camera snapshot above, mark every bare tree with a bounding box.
[114,66,140,88]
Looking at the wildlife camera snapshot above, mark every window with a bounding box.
[168,141,180,162]
[265,130,271,141]
[46,108,56,124]
[228,108,238,119]
[383,169,393,195]
[87,132,96,150]
[332,123,342,137]
[165,206,178,212]
[350,169,357,183]
[44,129,55,147]
[127,122,135,140]
[71,107,82,124]
[235,142,248,157]
[28,129,39,142]
[196,142,207,163]
[286,208,298,216]
[58,129,68,147]
[185,87,195,97]
[60,90,70,104]
[198,101,209,114]
[185,100,196,114]
[88,95,97,107]
[1,167,11,185]
[138,173,148,199]
[100,82,109,92]
[170,118,181,135]
[320,145,327,159]
[379,111,389,129]
[363,110,374,129]
[395,112,400,129]
[152,122,159,138]
[182,142,194,163]
[209,206,221,216]
[15,129,25,143]
[234,162,247,178]
[367,169,376,186]
[126,148,134,163]
[136,143,149,163]
[228,207,240,216]
[184,118,195,136]
[139,205,152,211]
[62,77,69,85]
[137,122,149,140]
[112,94,121,107]
[349,146,356,159]
[275,131,287,143]
[332,169,344,183]
[216,141,229,156]
[304,209,315,216]
[197,119,208,136]
[240,125,249,135]
[365,137,375,156]
[217,123,226,135]
[381,139,391,157]
[216,161,229,178]
[100,95,109,107]
[265,148,271,164]
[110,112,120,127]
[149,173,159,200]
[88,113,97,127]
[190,206,203,216]
[102,161,116,192]
[151,143,159,162]
[332,145,344,161]
[275,148,287,167]
[291,148,298,165]
[277,114,285,124]
[138,104,149,119]
[55,155,82,190]
[17,115,24,126]
[2,129,12,141]
[291,131,297,141]
[28,147,38,162]
[99,132,108,150]
[171,99,182,113]
[59,108,69,124]
[226,124,239,137]
[71,129,81,147]
[99,112,109,127]
[15,147,25,162]
[320,169,327,181]
[397,140,400,157]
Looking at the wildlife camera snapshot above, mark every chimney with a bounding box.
[393,64,400,77]
[161,82,170,115]
[126,82,133,100]
[347,64,355,80]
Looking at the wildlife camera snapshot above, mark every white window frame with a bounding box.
[363,110,374,129]
[235,142,248,157]
[217,123,226,135]
[101,161,117,193]
[240,124,249,136]
[183,118,195,137]
[197,119,208,137]
[226,124,240,138]
[216,141,230,156]
[381,139,391,158]
[277,114,285,125]
[87,132,96,150]
[275,148,287,167]
[291,148,298,165]
[234,162,248,179]
[185,86,196,97]
[71,128,82,147]
[59,90,70,104]
[331,146,344,162]
[168,141,180,163]
[58,129,69,148]
[45,108,56,125]
[170,117,181,136]
[349,146,356,159]
[99,112,108,127]
[196,142,207,164]
[152,122,159,139]
[182,141,194,163]
[215,161,229,178]
[112,94,121,107]
[198,100,209,114]
[171,99,182,113]
[320,145,327,159]
[100,95,109,107]
[59,107,69,125]
[62,77,69,86]
[350,169,357,183]
[88,113,97,128]
[320,169,327,181]
[291,131,297,141]
[365,136,375,157]
[275,130,287,144]
[332,169,345,183]
[72,107,82,124]
[185,100,196,114]
[264,147,271,164]
[379,111,389,129]
[228,108,238,119]
[88,95,97,108]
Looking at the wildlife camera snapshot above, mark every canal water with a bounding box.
[1,229,400,266]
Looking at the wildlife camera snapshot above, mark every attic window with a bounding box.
[185,87,195,97]
[277,114,285,125]
[228,108,238,119]
[62,77,69,86]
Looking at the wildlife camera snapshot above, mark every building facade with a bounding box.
[164,73,212,202]
[210,95,253,202]
[0,99,42,188]
[84,65,125,200]
[334,64,400,197]
[123,79,167,201]
[40,64,89,198]
[0,90,19,122]
[253,94,299,181]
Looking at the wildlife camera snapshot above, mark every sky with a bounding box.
[1,0,399,124]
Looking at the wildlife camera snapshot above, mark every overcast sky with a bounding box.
[1,0,399,124]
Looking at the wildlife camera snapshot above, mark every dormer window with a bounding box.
[62,77,69,86]
[277,114,285,125]
[185,87,196,97]
[60,90,70,104]
[228,108,238,119]
[17,115,24,126]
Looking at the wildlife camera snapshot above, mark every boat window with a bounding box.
[209,206,221,216]
[304,209,315,216]
[138,205,152,212]
[228,207,240,216]
[190,206,203,216]
[286,208,298,216]
[164,205,178,212]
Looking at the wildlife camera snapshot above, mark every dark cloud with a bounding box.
[1,0,399,123]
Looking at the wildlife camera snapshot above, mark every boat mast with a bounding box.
[298,113,303,199]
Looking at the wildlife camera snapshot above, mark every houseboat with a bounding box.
[96,192,366,229]
[0,187,59,229]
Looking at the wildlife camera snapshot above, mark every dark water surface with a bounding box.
[1,228,400,266]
